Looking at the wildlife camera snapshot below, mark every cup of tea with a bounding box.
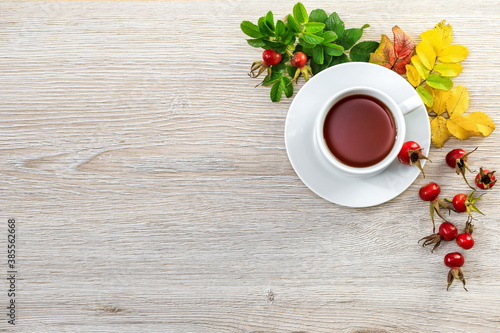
[315,86,422,178]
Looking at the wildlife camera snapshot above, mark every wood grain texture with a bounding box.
[0,1,499,332]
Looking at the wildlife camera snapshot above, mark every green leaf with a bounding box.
[325,12,345,37]
[270,80,283,102]
[261,40,287,53]
[310,60,326,75]
[310,53,348,75]
[293,2,308,24]
[258,16,274,37]
[282,30,296,45]
[310,53,333,74]
[287,65,296,77]
[304,22,325,33]
[275,20,286,37]
[286,14,301,33]
[246,38,265,48]
[330,53,349,66]
[298,39,315,50]
[309,9,327,23]
[272,61,287,74]
[261,72,282,86]
[416,86,433,107]
[350,41,379,62]
[265,11,275,30]
[312,45,325,64]
[426,74,453,91]
[302,32,324,45]
[321,31,338,43]
[282,76,294,98]
[240,21,263,39]
[323,53,332,65]
[323,43,344,56]
[337,27,365,50]
[300,47,313,58]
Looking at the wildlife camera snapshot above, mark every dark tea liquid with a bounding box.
[323,94,396,168]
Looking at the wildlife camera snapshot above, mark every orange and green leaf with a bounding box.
[369,25,414,74]
[369,34,395,69]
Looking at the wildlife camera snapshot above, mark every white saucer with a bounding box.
[284,62,430,207]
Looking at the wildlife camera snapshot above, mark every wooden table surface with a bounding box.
[1,1,499,332]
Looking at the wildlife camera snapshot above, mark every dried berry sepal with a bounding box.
[454,147,477,189]
[429,198,453,233]
[447,267,467,291]
[249,60,270,79]
[398,141,430,177]
[464,217,474,235]
[475,167,497,190]
[291,65,313,83]
[408,147,430,177]
[419,233,442,252]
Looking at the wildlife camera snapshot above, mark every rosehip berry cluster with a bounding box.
[445,148,497,190]
[408,145,496,291]
[419,218,474,291]
[249,49,314,84]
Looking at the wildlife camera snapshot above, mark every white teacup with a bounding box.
[315,86,422,178]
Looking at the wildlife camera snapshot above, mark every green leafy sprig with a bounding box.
[241,3,379,102]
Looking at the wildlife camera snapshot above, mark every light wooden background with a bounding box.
[1,1,499,332]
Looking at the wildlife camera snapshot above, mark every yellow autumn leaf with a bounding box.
[416,42,436,70]
[447,114,480,139]
[430,116,451,147]
[467,112,496,136]
[405,64,421,87]
[434,20,453,47]
[412,22,496,147]
[411,54,430,79]
[438,45,468,63]
[430,88,449,115]
[420,29,443,54]
[434,63,463,77]
[446,86,470,117]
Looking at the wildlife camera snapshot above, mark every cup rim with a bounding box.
[315,86,407,177]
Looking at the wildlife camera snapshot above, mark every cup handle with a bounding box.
[398,95,423,116]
